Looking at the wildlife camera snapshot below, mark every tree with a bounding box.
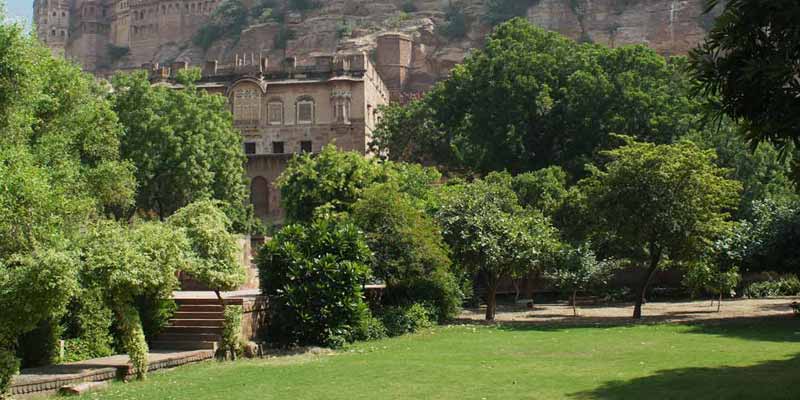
[690,0,800,149]
[278,144,441,222]
[578,139,741,319]
[545,245,610,316]
[80,220,190,379]
[436,174,559,320]
[0,17,134,394]
[257,214,372,347]
[734,200,800,274]
[110,70,249,225]
[511,166,569,215]
[351,184,463,321]
[685,122,798,218]
[374,19,701,177]
[167,200,246,299]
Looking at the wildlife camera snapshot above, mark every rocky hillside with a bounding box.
[117,0,717,90]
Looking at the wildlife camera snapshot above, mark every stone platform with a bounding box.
[10,349,214,397]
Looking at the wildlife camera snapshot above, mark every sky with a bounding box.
[5,0,33,23]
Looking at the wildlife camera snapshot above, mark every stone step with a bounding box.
[156,333,222,342]
[150,340,218,351]
[174,298,224,306]
[173,311,224,319]
[170,319,224,327]
[176,304,224,313]
[162,325,224,335]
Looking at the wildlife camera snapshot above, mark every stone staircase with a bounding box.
[151,298,225,351]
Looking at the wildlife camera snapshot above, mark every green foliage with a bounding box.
[278,145,440,222]
[111,70,248,223]
[116,305,148,380]
[375,19,701,177]
[436,173,560,320]
[168,200,245,292]
[221,306,243,360]
[355,315,387,341]
[381,271,463,323]
[682,262,741,300]
[511,166,568,215]
[439,2,468,39]
[381,303,433,337]
[690,0,800,150]
[0,16,134,393]
[743,276,800,298]
[352,184,450,285]
[0,347,17,399]
[733,201,800,274]
[545,245,611,315]
[257,215,373,347]
[135,295,177,344]
[192,0,248,50]
[61,289,114,362]
[685,122,798,217]
[336,19,353,38]
[577,139,741,318]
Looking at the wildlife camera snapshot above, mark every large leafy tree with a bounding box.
[110,69,248,224]
[0,17,134,394]
[278,144,441,222]
[374,18,700,177]
[436,174,559,320]
[690,0,800,149]
[577,139,741,319]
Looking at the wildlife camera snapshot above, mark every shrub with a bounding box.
[135,295,177,344]
[192,0,248,50]
[288,0,318,11]
[61,290,114,362]
[220,305,243,360]
[382,271,463,323]
[355,314,388,341]
[0,348,18,397]
[257,215,373,348]
[744,275,800,298]
[381,303,433,337]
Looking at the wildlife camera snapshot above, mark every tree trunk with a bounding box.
[572,290,578,317]
[484,272,499,321]
[717,291,722,313]
[633,244,662,319]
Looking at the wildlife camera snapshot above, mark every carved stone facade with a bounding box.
[147,52,390,225]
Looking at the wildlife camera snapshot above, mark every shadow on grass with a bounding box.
[569,353,800,400]
[466,315,800,343]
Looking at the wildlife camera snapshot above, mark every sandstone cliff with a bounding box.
[35,0,718,92]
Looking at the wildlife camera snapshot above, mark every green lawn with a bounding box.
[79,319,800,400]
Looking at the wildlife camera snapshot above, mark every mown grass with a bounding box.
[77,318,800,400]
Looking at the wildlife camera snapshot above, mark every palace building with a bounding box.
[143,52,390,224]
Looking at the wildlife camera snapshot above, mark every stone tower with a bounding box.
[33,0,71,57]
[376,32,413,101]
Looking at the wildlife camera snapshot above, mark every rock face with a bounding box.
[33,0,717,92]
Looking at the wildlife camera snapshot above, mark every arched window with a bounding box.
[232,86,261,123]
[51,29,56,36]
[250,177,269,222]
[296,96,314,125]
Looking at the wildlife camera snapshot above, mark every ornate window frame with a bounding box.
[296,96,314,125]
